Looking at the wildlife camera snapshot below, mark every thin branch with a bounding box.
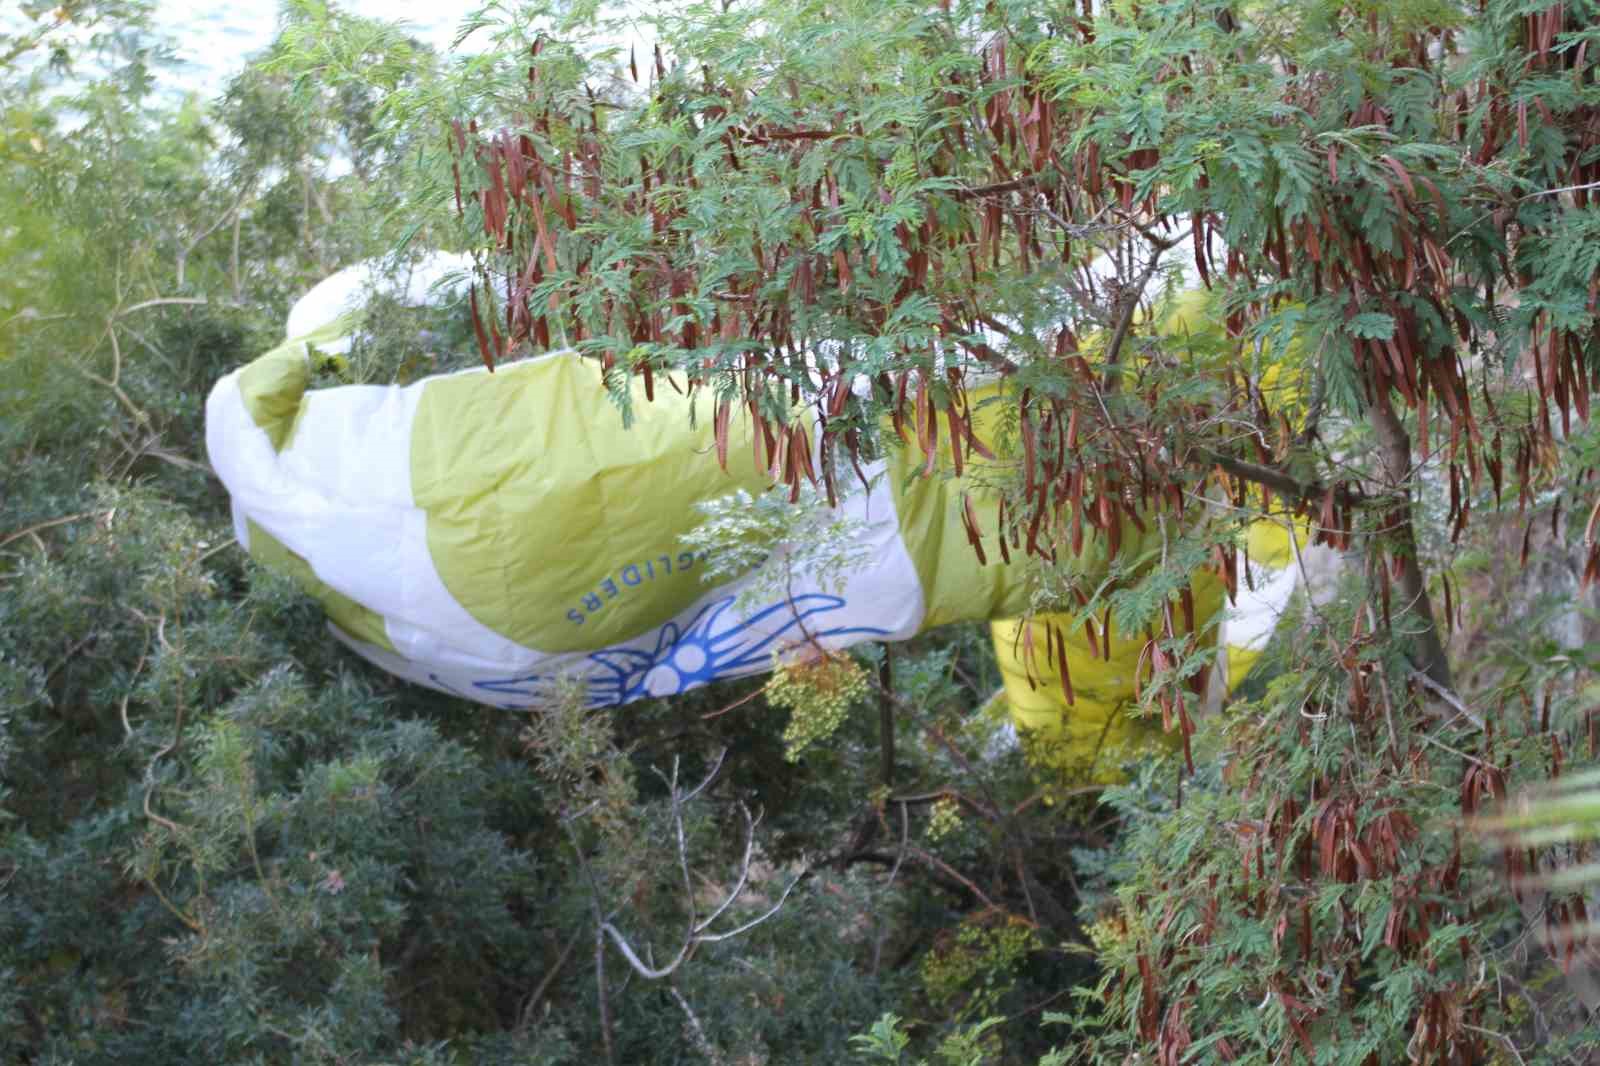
[693,864,809,942]
[119,637,152,743]
[668,985,726,1065]
[594,926,616,1066]
[0,512,94,550]
[682,747,728,803]
[119,297,209,316]
[701,684,766,719]
[879,646,895,788]
[176,184,253,287]
[1202,449,1323,504]
[694,803,757,934]
[904,845,1004,913]
[1462,1024,1530,1066]
[600,921,694,979]
[231,209,244,303]
[954,172,1043,199]
[560,816,615,1065]
[598,769,806,980]
[1368,387,1452,688]
[1100,227,1193,392]
[1446,180,1600,248]
[518,927,584,1032]
[1409,667,1486,730]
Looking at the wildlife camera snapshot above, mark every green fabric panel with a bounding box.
[411,354,770,653]
[236,340,310,451]
[235,316,356,452]
[888,449,1032,629]
[888,381,1024,628]
[245,519,396,652]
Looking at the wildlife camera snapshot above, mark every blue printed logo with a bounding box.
[444,593,888,709]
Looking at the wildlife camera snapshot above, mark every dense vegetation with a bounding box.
[4,0,1600,1063]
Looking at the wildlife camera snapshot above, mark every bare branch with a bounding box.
[1101,228,1192,391]
[596,776,805,981]
[600,920,694,979]
[694,863,809,943]
[682,747,728,803]
[119,297,209,316]
[668,985,727,1065]
[694,803,757,934]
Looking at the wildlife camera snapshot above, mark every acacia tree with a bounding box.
[415,0,1600,1059]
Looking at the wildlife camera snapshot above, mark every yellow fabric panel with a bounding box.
[1224,644,1264,687]
[412,354,770,653]
[985,283,1315,782]
[992,617,1176,783]
[887,379,1154,633]
[991,568,1225,782]
[1246,515,1297,568]
[886,380,1030,629]
[236,316,356,451]
[236,341,311,452]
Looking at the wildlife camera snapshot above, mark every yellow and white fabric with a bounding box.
[208,254,1311,738]
[207,259,1139,708]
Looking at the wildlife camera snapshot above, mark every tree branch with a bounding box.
[1368,388,1452,688]
[1200,449,1322,504]
[1100,228,1192,391]
[668,985,726,1065]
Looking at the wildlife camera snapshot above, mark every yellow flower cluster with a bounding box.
[766,653,870,762]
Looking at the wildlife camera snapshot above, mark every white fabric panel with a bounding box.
[1223,555,1301,652]
[284,252,474,353]
[206,366,547,672]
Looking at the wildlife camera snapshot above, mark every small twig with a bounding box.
[118,296,209,316]
[1100,227,1193,392]
[0,512,93,550]
[1409,667,1486,730]
[519,927,584,1032]
[668,985,727,1065]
